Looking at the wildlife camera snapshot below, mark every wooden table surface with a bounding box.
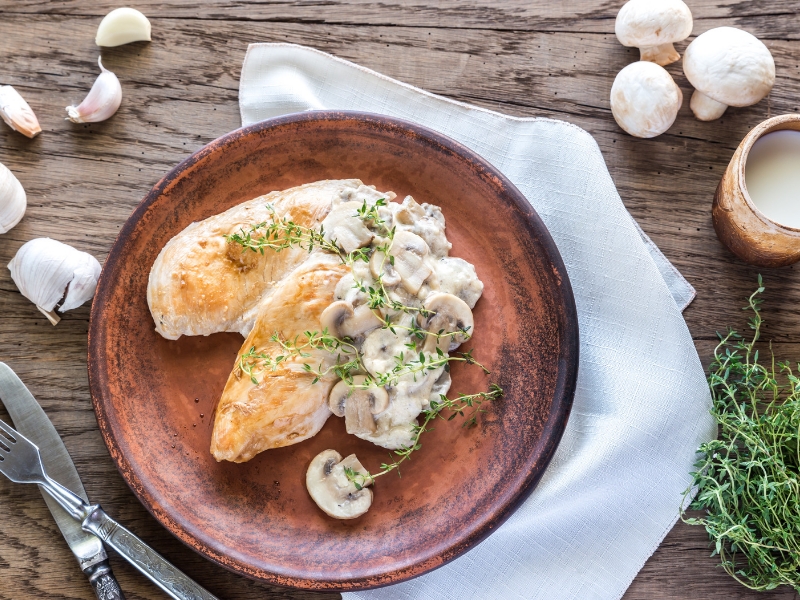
[1,1,799,598]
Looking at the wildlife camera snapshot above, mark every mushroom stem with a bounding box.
[639,42,681,66]
[690,90,728,121]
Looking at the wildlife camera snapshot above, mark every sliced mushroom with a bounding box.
[429,370,452,408]
[419,292,474,353]
[389,231,433,294]
[321,201,374,254]
[328,376,389,434]
[435,257,484,308]
[306,449,373,519]
[362,326,408,376]
[320,300,382,339]
[394,195,426,225]
[369,249,402,286]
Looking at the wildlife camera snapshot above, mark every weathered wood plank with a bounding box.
[3,0,800,39]
[1,4,800,599]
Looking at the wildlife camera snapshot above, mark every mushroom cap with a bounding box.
[683,27,775,107]
[420,292,474,353]
[306,450,373,519]
[329,376,390,418]
[320,300,381,339]
[610,61,683,138]
[615,0,693,48]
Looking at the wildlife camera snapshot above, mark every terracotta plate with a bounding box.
[88,112,579,590]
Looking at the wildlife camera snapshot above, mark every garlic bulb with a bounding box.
[66,57,122,124]
[0,86,42,138]
[0,163,26,234]
[8,238,102,325]
[96,7,151,47]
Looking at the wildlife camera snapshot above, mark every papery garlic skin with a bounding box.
[0,86,42,138]
[96,7,152,47]
[66,57,122,124]
[8,238,102,326]
[0,163,26,234]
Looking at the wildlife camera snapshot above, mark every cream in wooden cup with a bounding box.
[713,114,800,267]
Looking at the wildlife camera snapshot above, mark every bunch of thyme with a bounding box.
[682,276,800,593]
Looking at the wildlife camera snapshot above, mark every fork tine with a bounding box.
[0,419,17,444]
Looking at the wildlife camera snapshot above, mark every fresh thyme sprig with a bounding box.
[681,276,800,593]
[344,383,504,489]
[226,205,342,257]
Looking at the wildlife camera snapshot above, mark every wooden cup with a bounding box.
[713,114,800,267]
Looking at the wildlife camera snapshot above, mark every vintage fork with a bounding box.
[0,418,219,600]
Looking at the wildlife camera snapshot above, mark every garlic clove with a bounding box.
[0,163,26,234]
[8,238,102,326]
[0,86,42,138]
[96,7,152,47]
[66,57,122,124]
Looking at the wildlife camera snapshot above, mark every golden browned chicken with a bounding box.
[148,179,395,462]
[210,252,349,462]
[147,179,379,340]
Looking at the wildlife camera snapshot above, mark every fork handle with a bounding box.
[82,506,219,600]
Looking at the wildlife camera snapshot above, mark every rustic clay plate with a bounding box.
[88,111,578,590]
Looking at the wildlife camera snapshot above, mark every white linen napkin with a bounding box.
[239,44,716,600]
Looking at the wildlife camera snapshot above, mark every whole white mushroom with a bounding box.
[683,27,775,121]
[615,0,693,66]
[610,61,683,138]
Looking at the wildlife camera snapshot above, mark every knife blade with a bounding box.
[0,362,124,599]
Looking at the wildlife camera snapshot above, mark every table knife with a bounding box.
[0,362,123,599]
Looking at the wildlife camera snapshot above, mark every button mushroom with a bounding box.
[306,449,373,519]
[388,231,433,294]
[320,300,382,339]
[321,201,374,254]
[683,27,775,121]
[418,292,474,353]
[329,376,390,435]
[615,0,693,66]
[610,61,682,138]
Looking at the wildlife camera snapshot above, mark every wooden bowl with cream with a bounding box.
[713,113,800,267]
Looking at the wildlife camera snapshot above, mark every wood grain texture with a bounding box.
[0,0,798,598]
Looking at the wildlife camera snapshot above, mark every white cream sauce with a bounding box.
[322,191,483,450]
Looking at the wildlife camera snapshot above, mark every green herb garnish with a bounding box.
[228,198,502,487]
[682,276,800,593]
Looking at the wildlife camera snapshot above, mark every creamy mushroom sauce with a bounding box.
[321,192,483,450]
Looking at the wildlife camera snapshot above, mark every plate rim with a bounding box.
[88,110,579,590]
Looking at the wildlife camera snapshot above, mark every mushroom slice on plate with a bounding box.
[369,249,402,286]
[389,230,433,294]
[329,376,390,434]
[321,200,374,254]
[320,300,382,339]
[419,292,474,353]
[306,449,373,519]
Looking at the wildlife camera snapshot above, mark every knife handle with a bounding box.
[83,558,125,600]
[82,506,219,600]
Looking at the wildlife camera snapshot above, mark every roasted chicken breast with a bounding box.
[211,252,349,462]
[147,179,380,339]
